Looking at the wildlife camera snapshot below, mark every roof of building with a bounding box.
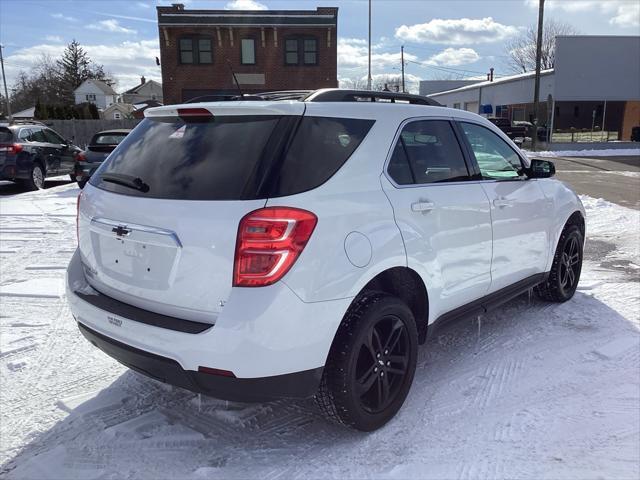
[157,5,338,27]
[123,79,162,95]
[13,106,36,118]
[75,79,118,96]
[428,69,555,97]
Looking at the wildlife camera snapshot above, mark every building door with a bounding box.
[464,101,478,113]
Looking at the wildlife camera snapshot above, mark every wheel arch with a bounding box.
[564,210,585,237]
[351,266,429,344]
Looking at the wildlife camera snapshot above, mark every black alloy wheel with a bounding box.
[355,314,410,414]
[316,293,418,431]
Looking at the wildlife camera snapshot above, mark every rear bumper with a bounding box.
[67,249,352,398]
[78,321,323,401]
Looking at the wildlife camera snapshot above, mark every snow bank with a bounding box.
[524,148,640,158]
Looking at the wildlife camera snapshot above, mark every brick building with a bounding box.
[157,4,338,104]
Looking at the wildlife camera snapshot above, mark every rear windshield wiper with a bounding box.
[99,173,150,193]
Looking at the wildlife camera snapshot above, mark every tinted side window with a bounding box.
[43,129,65,144]
[387,120,470,185]
[269,117,375,196]
[460,122,523,180]
[28,128,47,143]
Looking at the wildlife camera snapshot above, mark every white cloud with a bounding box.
[87,19,137,35]
[136,1,151,8]
[51,13,77,22]
[395,17,519,45]
[337,37,418,69]
[426,47,480,66]
[225,0,268,10]
[4,39,161,92]
[524,0,639,28]
[609,2,640,28]
[44,35,63,43]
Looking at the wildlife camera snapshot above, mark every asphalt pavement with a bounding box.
[551,155,640,210]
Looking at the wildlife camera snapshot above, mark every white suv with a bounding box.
[67,89,585,431]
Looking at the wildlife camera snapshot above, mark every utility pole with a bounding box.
[531,0,545,151]
[0,44,12,121]
[367,0,372,90]
[401,45,405,93]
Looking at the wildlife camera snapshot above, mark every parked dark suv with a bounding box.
[74,129,131,188]
[0,122,82,190]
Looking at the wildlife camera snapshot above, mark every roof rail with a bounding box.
[8,119,46,126]
[181,88,442,106]
[256,90,312,101]
[303,89,441,106]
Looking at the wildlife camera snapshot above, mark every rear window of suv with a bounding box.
[91,115,374,200]
[0,128,14,143]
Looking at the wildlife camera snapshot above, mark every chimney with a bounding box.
[140,75,146,84]
[490,67,494,82]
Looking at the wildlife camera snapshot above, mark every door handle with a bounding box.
[411,201,435,213]
[493,198,513,208]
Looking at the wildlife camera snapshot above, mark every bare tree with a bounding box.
[505,19,578,73]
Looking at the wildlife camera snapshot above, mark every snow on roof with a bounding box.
[428,69,555,97]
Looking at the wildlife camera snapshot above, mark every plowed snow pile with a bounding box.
[1,184,639,480]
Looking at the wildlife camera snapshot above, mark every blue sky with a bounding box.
[0,0,638,93]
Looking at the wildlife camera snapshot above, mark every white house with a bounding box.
[121,76,163,105]
[74,79,117,110]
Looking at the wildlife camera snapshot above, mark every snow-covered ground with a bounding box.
[1,184,639,480]
[524,148,640,158]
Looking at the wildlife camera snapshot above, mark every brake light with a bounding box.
[75,152,86,162]
[0,143,23,154]
[76,191,82,245]
[178,108,213,122]
[233,207,317,287]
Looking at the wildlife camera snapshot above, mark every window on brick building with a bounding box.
[284,37,317,65]
[179,36,213,64]
[241,38,256,64]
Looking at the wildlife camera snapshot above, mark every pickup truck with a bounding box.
[487,118,528,144]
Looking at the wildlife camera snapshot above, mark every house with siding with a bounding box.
[121,76,164,104]
[74,79,117,110]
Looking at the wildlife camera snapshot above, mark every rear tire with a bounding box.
[315,293,418,431]
[536,224,583,302]
[22,163,45,191]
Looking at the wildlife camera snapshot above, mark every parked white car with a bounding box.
[67,89,585,431]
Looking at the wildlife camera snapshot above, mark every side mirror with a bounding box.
[525,158,555,178]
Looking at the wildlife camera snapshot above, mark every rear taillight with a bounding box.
[76,191,82,245]
[75,152,86,162]
[233,207,317,287]
[0,143,23,154]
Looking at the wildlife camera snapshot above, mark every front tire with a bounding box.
[536,224,584,302]
[315,293,418,431]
